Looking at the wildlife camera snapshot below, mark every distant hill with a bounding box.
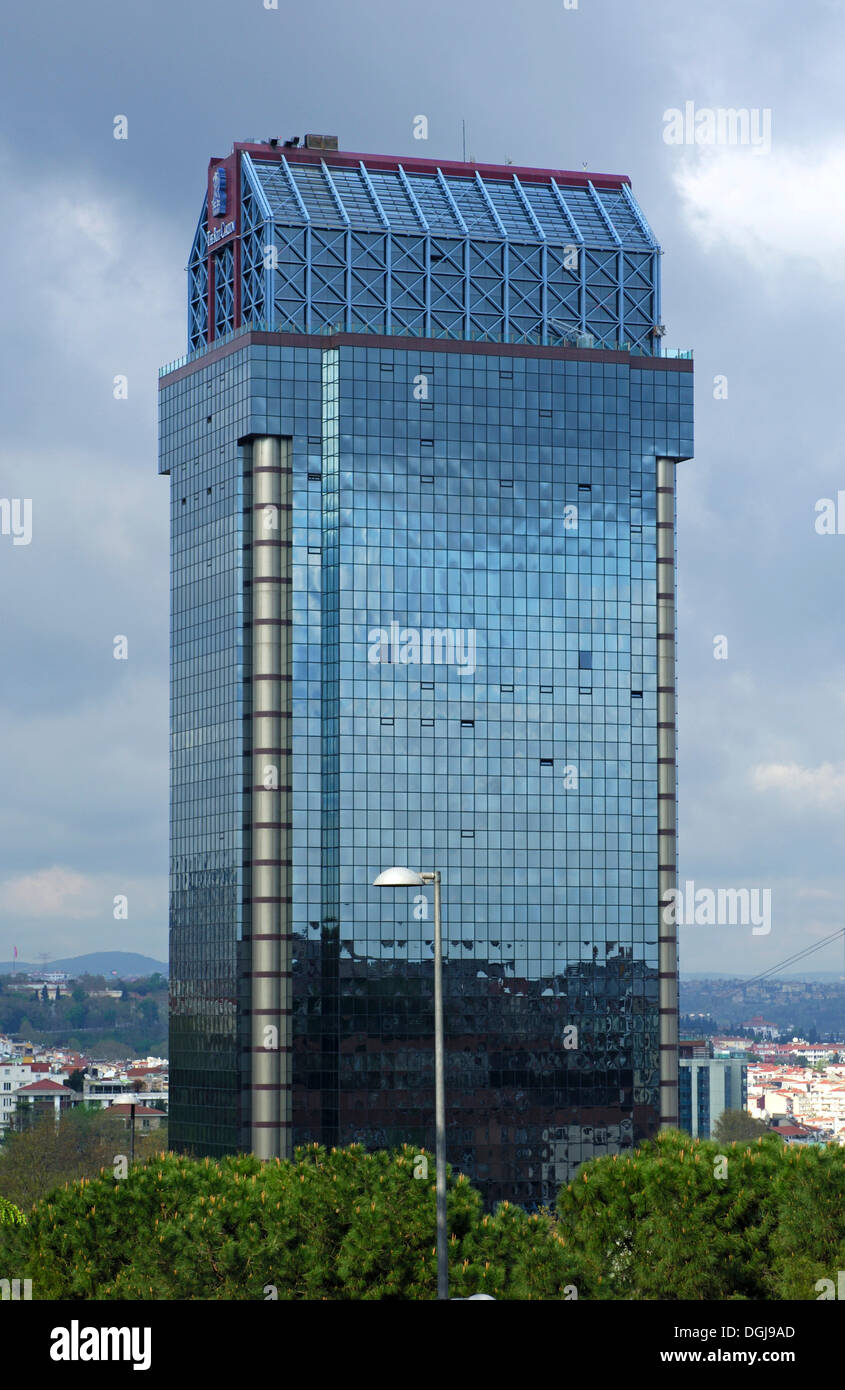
[683,971,844,983]
[0,951,168,979]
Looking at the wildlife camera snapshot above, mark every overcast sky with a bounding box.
[1,0,844,979]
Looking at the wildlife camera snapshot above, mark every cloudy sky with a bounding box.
[1,0,843,978]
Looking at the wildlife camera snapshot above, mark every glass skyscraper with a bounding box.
[158,136,693,1206]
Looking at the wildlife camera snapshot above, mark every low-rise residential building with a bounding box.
[742,1017,779,1039]
[767,1119,818,1145]
[10,1078,80,1126]
[0,1051,170,1135]
[747,1061,845,1142]
[107,1104,167,1132]
[82,1064,168,1111]
[0,1060,69,1132]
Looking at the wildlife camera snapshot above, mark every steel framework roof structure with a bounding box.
[188,145,662,356]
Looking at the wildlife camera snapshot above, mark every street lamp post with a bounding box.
[373,865,447,1300]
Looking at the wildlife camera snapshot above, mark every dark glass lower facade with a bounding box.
[160,330,693,1204]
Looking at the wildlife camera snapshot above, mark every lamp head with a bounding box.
[373,866,425,887]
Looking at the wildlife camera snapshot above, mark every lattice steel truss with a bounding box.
[240,155,273,326]
[194,155,663,353]
[213,242,235,338]
[188,199,209,352]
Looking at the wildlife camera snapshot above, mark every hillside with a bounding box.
[0,952,168,978]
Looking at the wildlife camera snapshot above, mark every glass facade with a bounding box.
[160,144,693,1206]
[679,1059,748,1140]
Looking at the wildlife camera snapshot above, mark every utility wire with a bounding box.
[731,926,845,990]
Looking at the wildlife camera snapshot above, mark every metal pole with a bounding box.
[431,870,447,1300]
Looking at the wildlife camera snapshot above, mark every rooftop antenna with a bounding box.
[462,120,467,162]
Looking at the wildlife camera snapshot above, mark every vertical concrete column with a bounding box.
[250,436,292,1159]
[656,455,679,1128]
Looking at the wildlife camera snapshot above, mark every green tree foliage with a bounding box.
[5,1132,845,1300]
[712,1108,773,1143]
[767,1144,845,1298]
[0,1196,25,1226]
[1,1145,579,1301]
[0,1105,162,1211]
[554,1128,845,1300]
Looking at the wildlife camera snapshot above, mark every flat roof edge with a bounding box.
[159,330,692,386]
[232,143,631,189]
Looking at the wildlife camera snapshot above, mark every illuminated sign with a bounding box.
[208,220,235,247]
[211,166,227,216]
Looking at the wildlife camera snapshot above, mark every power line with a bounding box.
[741,930,845,987]
[733,926,845,990]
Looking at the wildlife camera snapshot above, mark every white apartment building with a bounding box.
[0,1061,70,1131]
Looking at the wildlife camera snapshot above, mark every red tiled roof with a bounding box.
[13,1079,74,1094]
